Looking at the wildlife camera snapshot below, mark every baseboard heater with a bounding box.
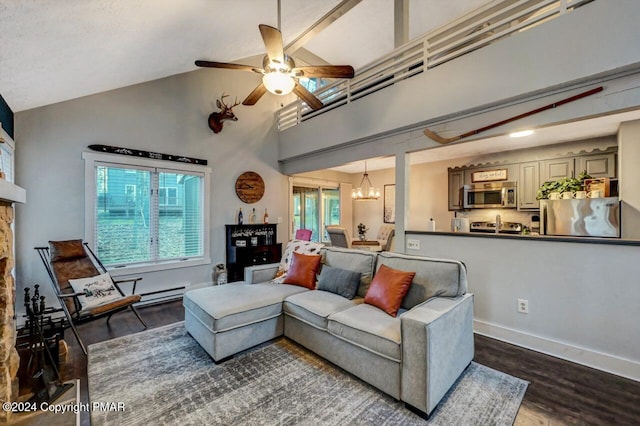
[138,286,186,305]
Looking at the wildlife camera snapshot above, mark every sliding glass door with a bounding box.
[292,184,340,243]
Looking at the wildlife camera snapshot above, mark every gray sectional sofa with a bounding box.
[183,246,474,417]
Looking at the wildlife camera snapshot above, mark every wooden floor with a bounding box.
[47,300,640,425]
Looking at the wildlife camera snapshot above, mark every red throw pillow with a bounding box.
[283,252,322,289]
[364,264,415,317]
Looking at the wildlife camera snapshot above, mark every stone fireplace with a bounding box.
[0,177,26,424]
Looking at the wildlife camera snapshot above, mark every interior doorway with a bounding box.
[292,185,340,243]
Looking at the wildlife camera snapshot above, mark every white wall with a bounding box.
[279,1,640,175]
[406,233,640,381]
[14,68,286,309]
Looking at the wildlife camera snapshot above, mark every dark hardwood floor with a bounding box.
[46,300,640,425]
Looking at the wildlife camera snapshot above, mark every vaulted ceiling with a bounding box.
[0,0,489,112]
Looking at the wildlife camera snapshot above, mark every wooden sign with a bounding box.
[471,169,508,182]
[88,144,207,165]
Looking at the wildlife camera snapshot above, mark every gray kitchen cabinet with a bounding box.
[448,170,464,210]
[577,153,616,178]
[540,157,574,182]
[518,161,540,210]
[541,153,616,182]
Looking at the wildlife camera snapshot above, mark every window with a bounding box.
[292,182,341,243]
[84,152,211,272]
[159,186,178,206]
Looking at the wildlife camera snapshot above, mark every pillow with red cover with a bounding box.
[364,264,415,317]
[283,252,322,289]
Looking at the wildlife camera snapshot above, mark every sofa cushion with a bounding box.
[328,304,402,362]
[183,283,308,332]
[364,264,415,317]
[320,246,377,298]
[283,252,321,289]
[284,290,363,330]
[376,252,468,310]
[273,240,324,283]
[316,265,361,299]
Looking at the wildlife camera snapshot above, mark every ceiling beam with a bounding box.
[394,0,409,48]
[284,0,362,55]
[292,48,331,66]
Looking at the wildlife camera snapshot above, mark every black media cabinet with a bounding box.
[225,224,282,282]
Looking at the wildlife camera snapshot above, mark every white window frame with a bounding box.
[83,151,211,276]
[159,186,178,206]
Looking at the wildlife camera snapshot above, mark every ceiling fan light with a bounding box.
[263,72,295,95]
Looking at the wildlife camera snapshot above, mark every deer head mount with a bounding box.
[208,94,240,133]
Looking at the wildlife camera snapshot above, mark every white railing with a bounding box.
[277,0,594,131]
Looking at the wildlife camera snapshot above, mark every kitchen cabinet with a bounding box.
[540,157,574,182]
[577,153,616,178]
[518,161,539,210]
[448,170,464,210]
[541,153,616,182]
[447,148,617,211]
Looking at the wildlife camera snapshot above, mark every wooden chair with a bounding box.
[35,240,147,355]
[325,226,352,248]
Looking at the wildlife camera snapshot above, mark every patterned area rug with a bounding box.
[88,322,527,425]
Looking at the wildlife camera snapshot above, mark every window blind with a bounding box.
[94,163,204,267]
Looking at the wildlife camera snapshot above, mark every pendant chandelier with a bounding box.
[352,161,380,201]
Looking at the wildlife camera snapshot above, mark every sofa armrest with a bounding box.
[244,263,280,284]
[400,293,474,416]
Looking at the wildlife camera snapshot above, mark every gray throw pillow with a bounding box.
[317,265,361,299]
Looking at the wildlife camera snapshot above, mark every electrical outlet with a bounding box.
[517,299,529,314]
[277,216,283,223]
[406,239,420,250]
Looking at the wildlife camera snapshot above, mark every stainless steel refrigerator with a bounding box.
[540,197,620,238]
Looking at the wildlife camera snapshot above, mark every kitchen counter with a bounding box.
[407,230,640,246]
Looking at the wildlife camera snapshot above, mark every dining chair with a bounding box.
[325,226,352,248]
[294,228,313,241]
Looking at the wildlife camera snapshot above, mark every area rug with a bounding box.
[88,322,527,425]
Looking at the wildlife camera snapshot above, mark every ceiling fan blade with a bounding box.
[195,60,263,74]
[293,82,323,110]
[259,24,285,64]
[242,83,268,106]
[292,65,355,79]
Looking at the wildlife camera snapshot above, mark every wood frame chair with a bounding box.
[35,240,147,355]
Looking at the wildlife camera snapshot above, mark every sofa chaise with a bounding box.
[183,246,473,417]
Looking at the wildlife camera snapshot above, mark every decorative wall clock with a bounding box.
[235,171,265,203]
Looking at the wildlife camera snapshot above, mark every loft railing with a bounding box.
[276,0,594,131]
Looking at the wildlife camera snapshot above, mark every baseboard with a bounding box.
[474,319,640,382]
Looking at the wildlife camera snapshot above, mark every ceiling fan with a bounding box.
[195,2,357,110]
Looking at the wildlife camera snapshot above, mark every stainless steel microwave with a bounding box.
[463,181,517,209]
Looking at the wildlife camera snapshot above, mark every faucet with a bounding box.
[495,214,501,234]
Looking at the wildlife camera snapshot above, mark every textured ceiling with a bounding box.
[0,0,489,112]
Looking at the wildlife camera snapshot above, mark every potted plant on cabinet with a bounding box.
[536,170,592,200]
